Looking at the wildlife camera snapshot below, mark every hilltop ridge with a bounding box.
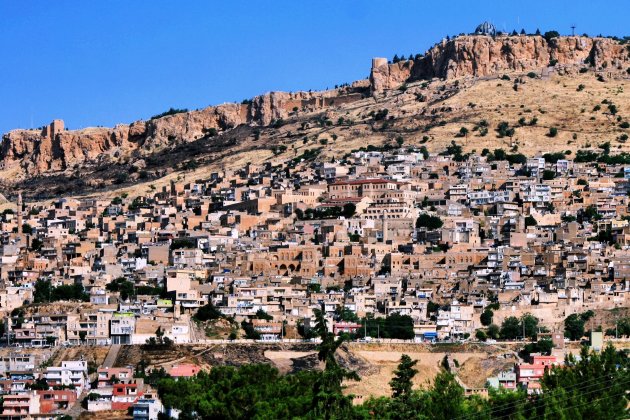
[1,32,629,198]
[370,34,629,90]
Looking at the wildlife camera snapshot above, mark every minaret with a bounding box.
[17,192,23,234]
[170,180,176,197]
[382,211,389,243]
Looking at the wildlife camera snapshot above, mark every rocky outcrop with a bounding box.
[0,90,357,177]
[370,35,630,91]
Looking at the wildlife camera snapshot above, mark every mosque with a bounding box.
[474,21,497,36]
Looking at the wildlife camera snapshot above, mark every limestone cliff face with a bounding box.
[371,35,630,90]
[0,90,345,176]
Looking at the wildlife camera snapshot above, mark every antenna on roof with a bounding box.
[571,24,576,36]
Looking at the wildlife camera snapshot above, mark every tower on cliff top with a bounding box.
[42,119,64,139]
[371,57,388,70]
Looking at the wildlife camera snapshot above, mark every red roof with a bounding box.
[169,364,201,378]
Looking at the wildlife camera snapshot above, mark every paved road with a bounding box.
[102,344,121,368]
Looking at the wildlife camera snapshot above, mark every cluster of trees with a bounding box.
[145,326,173,348]
[33,279,89,303]
[477,312,542,342]
[415,214,443,230]
[170,237,197,250]
[154,333,629,419]
[241,309,277,339]
[332,308,415,340]
[574,143,630,165]
[606,316,630,337]
[564,310,594,340]
[104,277,163,301]
[150,107,188,120]
[105,277,135,300]
[391,54,421,63]
[496,121,515,138]
[498,314,540,340]
[193,301,223,322]
[295,204,356,220]
[484,148,527,165]
[440,141,469,162]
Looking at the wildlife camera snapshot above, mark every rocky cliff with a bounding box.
[3,34,629,184]
[370,35,630,90]
[0,89,362,176]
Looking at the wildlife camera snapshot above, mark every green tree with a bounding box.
[564,314,585,340]
[416,214,444,230]
[427,371,465,420]
[389,354,418,398]
[521,314,539,339]
[105,277,135,300]
[194,302,222,321]
[255,309,273,321]
[542,169,556,180]
[480,309,493,326]
[544,30,560,42]
[500,316,521,339]
[334,306,359,322]
[33,279,53,303]
[311,307,359,419]
[383,313,415,339]
[487,324,500,339]
[21,223,33,234]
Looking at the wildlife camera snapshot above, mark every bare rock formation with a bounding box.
[370,35,630,91]
[0,89,361,178]
[2,34,629,183]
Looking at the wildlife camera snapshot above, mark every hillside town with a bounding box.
[0,134,629,417]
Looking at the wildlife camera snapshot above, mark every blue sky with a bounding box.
[0,1,627,134]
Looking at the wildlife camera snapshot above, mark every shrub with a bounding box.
[150,107,188,120]
[527,72,538,78]
[543,30,560,42]
[547,127,558,137]
[496,121,515,138]
[475,330,487,341]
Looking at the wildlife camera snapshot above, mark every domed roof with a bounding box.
[475,21,496,36]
